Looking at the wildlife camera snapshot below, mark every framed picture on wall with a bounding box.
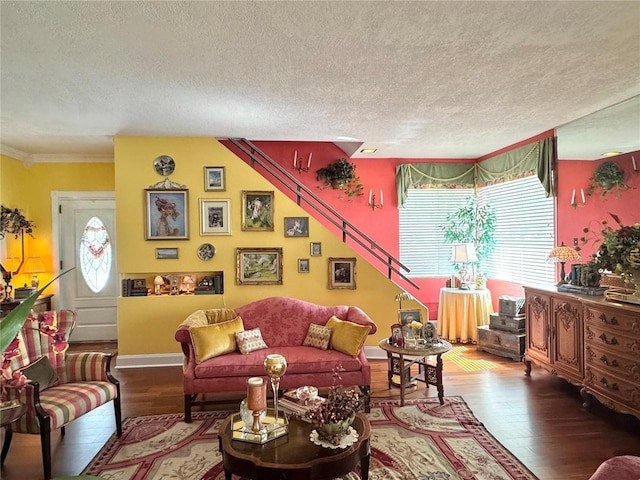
[236,247,283,285]
[327,257,356,289]
[241,190,274,231]
[155,247,179,259]
[284,217,309,237]
[204,166,226,191]
[310,242,322,256]
[145,189,189,240]
[298,258,310,273]
[199,198,231,235]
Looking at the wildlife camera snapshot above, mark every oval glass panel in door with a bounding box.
[79,216,112,293]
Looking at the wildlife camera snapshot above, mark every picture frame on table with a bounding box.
[284,217,309,237]
[204,166,226,191]
[310,242,322,256]
[398,309,422,326]
[199,198,231,235]
[327,257,356,289]
[155,247,179,259]
[145,189,189,240]
[236,247,283,285]
[241,190,274,231]
[390,323,404,347]
[298,258,310,273]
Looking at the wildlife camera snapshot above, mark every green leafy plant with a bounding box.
[0,205,36,239]
[586,161,631,197]
[440,195,497,267]
[315,158,364,198]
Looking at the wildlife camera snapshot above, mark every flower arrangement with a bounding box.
[0,205,36,239]
[305,366,363,444]
[579,213,640,291]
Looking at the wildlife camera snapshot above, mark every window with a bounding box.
[399,176,555,285]
[79,216,112,293]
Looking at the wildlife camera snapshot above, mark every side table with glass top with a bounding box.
[378,339,452,406]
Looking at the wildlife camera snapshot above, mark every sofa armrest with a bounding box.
[346,306,378,335]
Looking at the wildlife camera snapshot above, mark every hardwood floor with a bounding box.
[2,343,639,479]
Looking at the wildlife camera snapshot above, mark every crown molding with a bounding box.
[0,144,29,161]
[0,144,113,165]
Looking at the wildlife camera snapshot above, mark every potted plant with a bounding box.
[315,158,364,198]
[586,161,631,197]
[0,205,36,239]
[440,195,496,270]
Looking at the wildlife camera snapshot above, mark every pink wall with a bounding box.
[222,140,640,318]
[556,151,640,265]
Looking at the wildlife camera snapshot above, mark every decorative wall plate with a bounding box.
[154,155,175,176]
[197,243,216,261]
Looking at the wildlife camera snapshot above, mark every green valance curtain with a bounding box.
[396,137,555,207]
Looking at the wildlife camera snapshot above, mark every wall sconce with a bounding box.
[24,256,45,288]
[633,155,638,173]
[451,243,478,290]
[547,243,581,286]
[570,188,586,208]
[368,188,383,211]
[292,150,312,173]
[1,257,22,302]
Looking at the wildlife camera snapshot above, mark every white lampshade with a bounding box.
[451,243,478,264]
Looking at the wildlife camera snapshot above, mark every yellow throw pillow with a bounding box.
[190,316,244,363]
[326,316,371,357]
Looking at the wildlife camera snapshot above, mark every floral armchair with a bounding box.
[0,310,121,480]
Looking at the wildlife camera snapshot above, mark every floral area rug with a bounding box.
[83,396,538,480]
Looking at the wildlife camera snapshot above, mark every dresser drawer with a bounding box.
[584,305,640,335]
[584,364,640,410]
[584,323,640,359]
[585,343,640,382]
[477,325,525,361]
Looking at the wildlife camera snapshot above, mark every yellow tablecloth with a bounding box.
[437,287,493,343]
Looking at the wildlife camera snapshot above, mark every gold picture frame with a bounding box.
[328,257,356,289]
[236,247,283,285]
[241,191,274,231]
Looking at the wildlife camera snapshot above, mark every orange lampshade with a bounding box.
[24,257,45,274]
[3,257,21,273]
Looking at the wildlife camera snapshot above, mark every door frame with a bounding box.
[50,191,116,301]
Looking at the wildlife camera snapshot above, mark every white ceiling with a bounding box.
[1,1,639,162]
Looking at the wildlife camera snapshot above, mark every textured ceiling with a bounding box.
[1,1,639,162]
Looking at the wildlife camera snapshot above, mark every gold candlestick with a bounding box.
[263,354,287,425]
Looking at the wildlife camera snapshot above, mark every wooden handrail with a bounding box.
[229,138,418,289]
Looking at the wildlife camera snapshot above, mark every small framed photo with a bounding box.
[328,257,356,290]
[199,198,231,235]
[204,166,225,191]
[390,323,404,347]
[145,189,189,240]
[399,309,422,326]
[236,247,283,285]
[155,247,179,259]
[284,217,309,237]
[298,258,310,273]
[310,242,322,256]
[241,190,274,231]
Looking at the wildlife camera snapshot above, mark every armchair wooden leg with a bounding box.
[39,419,52,480]
[360,385,371,413]
[0,430,13,466]
[114,395,123,436]
[184,394,193,423]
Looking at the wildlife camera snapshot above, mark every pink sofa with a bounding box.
[175,296,377,422]
[588,456,640,479]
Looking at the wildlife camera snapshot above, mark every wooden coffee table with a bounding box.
[218,413,371,480]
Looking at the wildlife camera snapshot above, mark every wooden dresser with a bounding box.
[524,285,640,420]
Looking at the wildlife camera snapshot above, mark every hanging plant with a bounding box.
[586,161,631,197]
[316,158,364,199]
[0,205,36,239]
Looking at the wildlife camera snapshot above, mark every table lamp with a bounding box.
[451,243,478,290]
[547,243,581,286]
[153,275,165,295]
[182,275,195,294]
[1,257,22,302]
[24,256,45,288]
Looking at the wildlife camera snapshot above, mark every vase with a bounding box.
[315,413,355,442]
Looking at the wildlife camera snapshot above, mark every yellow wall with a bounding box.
[114,137,404,356]
[0,156,114,290]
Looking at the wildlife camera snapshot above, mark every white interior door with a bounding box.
[56,195,118,341]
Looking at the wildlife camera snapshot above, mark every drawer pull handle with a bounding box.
[600,377,619,391]
[599,313,618,325]
[599,333,618,345]
[599,355,619,367]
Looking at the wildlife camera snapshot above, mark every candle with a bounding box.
[369,188,372,205]
[380,189,383,206]
[247,377,266,411]
[581,188,585,204]
[571,189,575,205]
[293,150,297,168]
[633,156,637,171]
[307,152,312,168]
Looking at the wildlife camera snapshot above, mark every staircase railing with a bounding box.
[228,138,418,289]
